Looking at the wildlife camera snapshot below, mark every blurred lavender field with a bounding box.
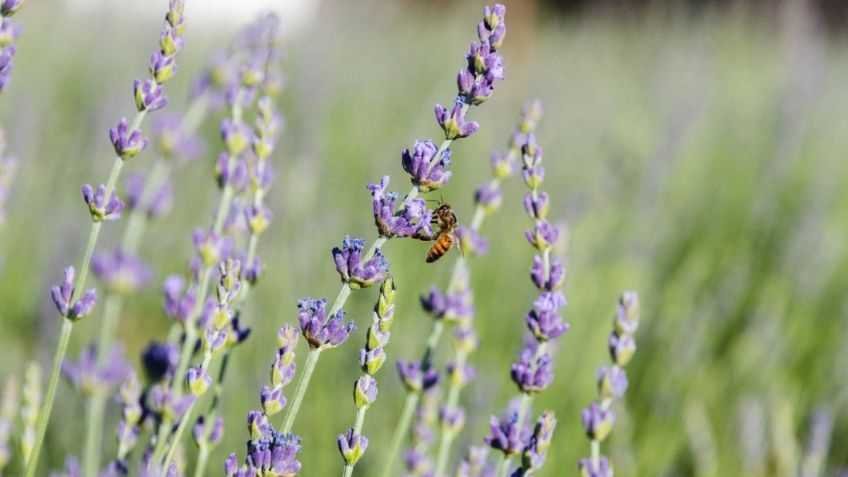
[1,0,848,475]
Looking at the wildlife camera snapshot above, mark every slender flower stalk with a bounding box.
[280,3,507,443]
[480,114,568,477]
[338,277,396,476]
[578,292,640,477]
[25,3,188,475]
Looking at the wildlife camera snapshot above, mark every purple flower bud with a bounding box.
[608,331,636,366]
[297,298,355,349]
[133,79,168,112]
[149,50,177,83]
[396,360,440,393]
[581,403,614,441]
[161,275,196,323]
[193,416,224,448]
[82,183,124,222]
[474,180,503,211]
[613,291,640,335]
[332,236,388,289]
[110,118,148,160]
[159,23,184,56]
[61,344,131,396]
[0,21,22,49]
[91,249,154,294]
[435,102,479,140]
[454,324,479,354]
[337,429,369,466]
[523,191,549,220]
[142,341,179,382]
[204,328,228,356]
[401,140,452,192]
[354,375,378,409]
[260,385,287,416]
[220,118,251,156]
[510,349,554,394]
[522,164,544,189]
[524,219,559,251]
[457,225,489,257]
[578,456,613,477]
[270,352,296,388]
[366,176,435,239]
[0,0,24,17]
[192,228,233,266]
[597,366,628,400]
[277,324,299,354]
[151,113,205,160]
[0,46,15,93]
[525,291,568,342]
[420,286,474,323]
[124,172,173,219]
[50,266,98,320]
[359,346,386,375]
[439,405,466,434]
[522,410,557,471]
[485,413,526,457]
[490,150,514,179]
[149,384,196,421]
[186,365,211,396]
[446,362,476,388]
[244,204,273,236]
[530,255,565,292]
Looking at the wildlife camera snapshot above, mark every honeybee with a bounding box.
[426,202,460,263]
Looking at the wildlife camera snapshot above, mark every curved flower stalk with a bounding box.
[577,293,640,477]
[223,323,301,477]
[383,101,543,477]
[479,122,568,477]
[26,2,189,476]
[337,277,396,476]
[279,3,507,445]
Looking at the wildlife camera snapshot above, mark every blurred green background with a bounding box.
[1,0,847,475]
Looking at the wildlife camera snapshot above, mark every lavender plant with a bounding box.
[385,100,544,477]
[578,292,640,477]
[275,4,508,453]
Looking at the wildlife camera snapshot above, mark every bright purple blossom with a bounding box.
[91,249,154,293]
[525,291,568,342]
[82,183,124,222]
[485,413,526,457]
[149,50,177,83]
[581,403,615,441]
[225,430,302,477]
[110,118,148,160]
[523,191,549,220]
[435,101,479,140]
[133,78,168,112]
[338,429,369,466]
[596,366,628,400]
[297,298,354,350]
[401,140,452,192]
[530,255,565,291]
[367,176,434,239]
[510,349,553,394]
[524,219,559,250]
[332,236,388,289]
[50,266,98,320]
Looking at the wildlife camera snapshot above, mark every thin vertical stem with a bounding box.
[281,348,321,433]
[381,392,420,477]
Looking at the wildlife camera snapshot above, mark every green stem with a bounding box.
[194,447,211,477]
[497,453,511,477]
[342,408,368,477]
[380,392,420,477]
[281,348,321,433]
[23,320,73,477]
[433,347,468,476]
[81,388,108,477]
[121,158,170,252]
[591,439,600,469]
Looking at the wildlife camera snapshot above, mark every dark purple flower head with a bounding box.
[61,344,131,396]
[354,374,378,409]
[439,405,466,434]
[524,219,559,251]
[475,180,503,211]
[149,50,177,83]
[193,416,224,449]
[485,413,526,457]
[237,429,302,477]
[596,366,628,400]
[608,331,636,367]
[457,225,489,257]
[530,255,565,292]
[396,359,440,393]
[124,172,174,219]
[367,176,434,239]
[435,101,479,140]
[50,266,98,320]
[0,0,24,17]
[337,429,369,466]
[162,275,196,323]
[260,385,287,416]
[192,228,234,267]
[578,456,613,477]
[525,291,568,342]
[220,118,252,156]
[521,410,556,471]
[110,118,149,160]
[523,191,549,220]
[581,403,615,442]
[91,249,154,294]
[133,79,168,112]
[401,140,452,192]
[82,183,124,222]
[151,113,205,160]
[332,236,388,289]
[142,341,179,382]
[297,298,354,350]
[510,349,553,394]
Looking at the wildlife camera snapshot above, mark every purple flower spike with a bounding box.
[260,385,287,416]
[524,219,559,251]
[578,456,613,477]
[523,191,549,220]
[596,366,628,400]
[134,79,168,112]
[401,140,452,192]
[439,405,466,434]
[522,410,557,471]
[149,50,177,83]
[82,183,124,222]
[525,291,568,342]
[396,360,441,393]
[297,298,355,350]
[608,331,636,367]
[332,236,388,289]
[367,176,434,239]
[61,344,131,397]
[91,249,154,294]
[435,102,479,140]
[510,349,553,394]
[241,430,302,476]
[581,403,615,442]
[485,413,526,457]
[530,255,565,292]
[338,429,369,466]
[125,172,173,219]
[110,118,149,160]
[354,374,378,409]
[50,266,98,320]
[186,365,211,396]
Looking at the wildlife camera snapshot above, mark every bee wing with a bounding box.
[454,230,465,257]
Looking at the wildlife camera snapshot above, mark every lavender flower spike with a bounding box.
[402,140,452,192]
[298,298,355,350]
[332,236,388,289]
[109,118,149,160]
[50,267,97,320]
[82,183,125,222]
